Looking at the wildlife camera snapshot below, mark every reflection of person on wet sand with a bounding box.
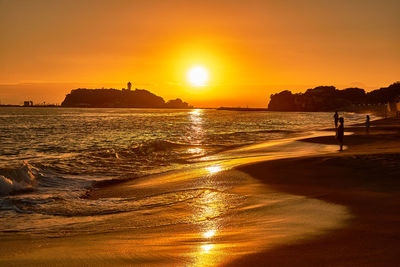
[336,117,344,151]
[366,115,370,133]
[334,111,339,128]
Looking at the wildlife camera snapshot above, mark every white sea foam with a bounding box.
[0,162,36,195]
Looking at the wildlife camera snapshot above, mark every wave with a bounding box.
[128,140,189,155]
[87,130,297,164]
[0,161,81,196]
[88,141,217,166]
[10,188,244,218]
[88,140,191,160]
[0,162,38,195]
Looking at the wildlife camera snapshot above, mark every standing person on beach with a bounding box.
[336,117,344,151]
[366,115,370,133]
[334,111,339,128]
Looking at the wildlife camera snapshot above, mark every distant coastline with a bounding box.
[3,82,400,113]
[0,105,21,107]
[217,107,268,111]
[268,82,400,114]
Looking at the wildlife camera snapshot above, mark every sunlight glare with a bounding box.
[201,244,214,253]
[188,66,209,87]
[190,109,202,116]
[206,165,222,174]
[203,230,216,238]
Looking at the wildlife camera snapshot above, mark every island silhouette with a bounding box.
[61,83,192,108]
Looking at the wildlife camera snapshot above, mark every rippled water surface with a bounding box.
[0,107,367,236]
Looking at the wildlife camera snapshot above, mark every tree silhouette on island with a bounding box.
[268,82,400,112]
[61,83,192,109]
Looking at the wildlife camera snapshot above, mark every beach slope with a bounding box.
[229,118,400,266]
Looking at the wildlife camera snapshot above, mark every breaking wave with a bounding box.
[0,162,38,195]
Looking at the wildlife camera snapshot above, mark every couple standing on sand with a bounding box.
[334,111,344,151]
[334,112,371,151]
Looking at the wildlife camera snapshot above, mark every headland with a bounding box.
[268,82,400,114]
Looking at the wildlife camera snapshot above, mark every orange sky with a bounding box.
[0,0,399,107]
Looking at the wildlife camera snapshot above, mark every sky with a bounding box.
[0,0,399,107]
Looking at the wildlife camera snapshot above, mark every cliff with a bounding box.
[61,88,192,108]
[268,82,400,111]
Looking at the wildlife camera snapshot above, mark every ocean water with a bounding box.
[0,108,368,238]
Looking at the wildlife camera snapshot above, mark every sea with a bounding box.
[0,108,370,244]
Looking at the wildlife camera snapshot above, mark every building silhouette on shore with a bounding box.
[23,101,33,107]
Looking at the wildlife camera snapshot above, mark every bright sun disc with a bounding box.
[187,66,209,87]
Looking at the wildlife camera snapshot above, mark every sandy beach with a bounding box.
[229,118,400,266]
[1,117,400,266]
[2,0,400,265]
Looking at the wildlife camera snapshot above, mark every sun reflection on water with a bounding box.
[200,244,214,254]
[187,109,204,145]
[190,109,202,116]
[202,229,216,238]
[187,147,204,155]
[191,169,229,264]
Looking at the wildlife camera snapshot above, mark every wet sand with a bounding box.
[0,166,349,266]
[1,118,400,266]
[228,118,400,266]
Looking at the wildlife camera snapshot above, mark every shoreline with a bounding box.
[1,117,399,266]
[82,117,400,266]
[227,117,400,266]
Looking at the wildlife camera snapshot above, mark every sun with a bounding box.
[187,66,209,87]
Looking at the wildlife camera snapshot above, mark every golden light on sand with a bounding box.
[206,165,222,174]
[187,66,209,87]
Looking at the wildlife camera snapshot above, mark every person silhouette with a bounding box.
[334,111,339,129]
[366,115,370,133]
[336,117,344,151]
